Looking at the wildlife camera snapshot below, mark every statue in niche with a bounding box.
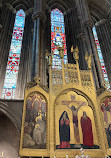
[58,111,70,149]
[81,111,94,147]
[23,93,46,149]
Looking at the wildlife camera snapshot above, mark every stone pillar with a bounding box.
[44,7,51,85]
[0,0,3,32]
[15,11,33,99]
[77,33,87,70]
[75,0,104,89]
[0,3,16,98]
[95,19,111,86]
[64,7,88,70]
[31,0,46,82]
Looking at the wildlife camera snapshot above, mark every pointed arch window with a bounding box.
[51,8,67,69]
[93,26,110,89]
[2,9,25,99]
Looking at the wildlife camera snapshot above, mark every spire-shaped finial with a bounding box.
[45,49,52,66]
[57,44,64,58]
[33,75,41,84]
[85,52,91,69]
[71,46,79,61]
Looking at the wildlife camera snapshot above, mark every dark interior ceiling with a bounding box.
[1,0,111,22]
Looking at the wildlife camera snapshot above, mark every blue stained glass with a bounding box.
[93,27,110,89]
[2,9,25,99]
[51,8,67,70]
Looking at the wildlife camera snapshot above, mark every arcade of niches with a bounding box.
[0,0,111,158]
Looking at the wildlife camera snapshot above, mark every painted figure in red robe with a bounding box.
[81,111,94,147]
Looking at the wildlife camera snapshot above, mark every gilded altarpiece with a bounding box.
[20,48,111,157]
[19,85,49,157]
[97,90,111,156]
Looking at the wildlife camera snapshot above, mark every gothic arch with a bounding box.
[11,0,32,10]
[47,0,71,12]
[0,101,21,132]
[53,88,101,148]
[54,88,96,110]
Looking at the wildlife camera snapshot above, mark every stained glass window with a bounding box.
[51,8,67,69]
[93,27,110,89]
[2,9,25,99]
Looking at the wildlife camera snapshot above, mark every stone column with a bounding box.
[15,11,33,99]
[95,19,111,85]
[77,33,87,70]
[0,3,16,98]
[31,0,46,82]
[64,7,88,70]
[75,0,104,89]
[44,7,51,85]
[0,0,3,32]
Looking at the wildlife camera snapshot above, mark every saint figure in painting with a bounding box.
[58,111,70,148]
[71,105,81,143]
[81,111,94,147]
[106,124,111,147]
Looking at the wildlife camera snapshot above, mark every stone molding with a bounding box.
[95,19,106,26]
[82,19,94,28]
[32,11,46,22]
[25,7,33,16]
[77,32,85,40]
[6,3,16,14]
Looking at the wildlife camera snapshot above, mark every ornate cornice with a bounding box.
[32,11,46,22]
[6,3,16,14]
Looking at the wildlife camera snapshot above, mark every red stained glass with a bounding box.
[93,27,110,89]
[2,9,25,99]
[51,8,67,69]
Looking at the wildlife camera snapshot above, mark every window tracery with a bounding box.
[51,8,67,69]
[2,9,25,99]
[93,26,110,89]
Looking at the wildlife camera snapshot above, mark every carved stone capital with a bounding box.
[25,8,33,16]
[6,3,16,14]
[0,24,2,30]
[32,11,46,22]
[0,2,2,8]
[64,8,73,16]
[77,33,85,40]
[82,20,93,29]
[46,4,51,13]
[95,19,106,27]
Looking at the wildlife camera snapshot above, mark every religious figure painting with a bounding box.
[23,93,47,149]
[58,111,70,149]
[55,91,99,149]
[101,97,111,148]
[81,111,94,147]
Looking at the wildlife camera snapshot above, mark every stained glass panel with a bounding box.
[2,9,25,99]
[51,8,67,69]
[93,27,110,89]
